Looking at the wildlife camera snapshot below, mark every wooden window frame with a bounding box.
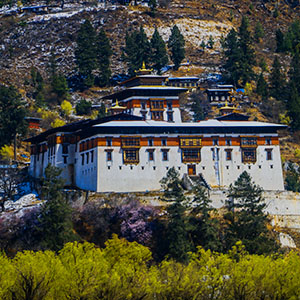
[242,148,257,163]
[179,136,202,148]
[182,148,201,163]
[225,149,232,161]
[123,149,139,164]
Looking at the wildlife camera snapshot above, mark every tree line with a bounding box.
[0,236,299,300]
[0,165,278,262]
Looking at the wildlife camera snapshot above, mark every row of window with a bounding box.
[104,148,273,164]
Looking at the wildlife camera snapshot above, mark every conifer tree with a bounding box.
[225,171,277,254]
[150,28,168,74]
[75,20,97,88]
[38,164,76,251]
[160,167,192,262]
[275,28,285,53]
[238,16,256,85]
[189,185,222,252]
[269,56,286,101]
[256,72,268,100]
[207,35,214,49]
[222,17,256,86]
[168,25,185,70]
[124,26,151,75]
[254,21,264,43]
[51,74,69,103]
[0,85,27,148]
[96,29,112,87]
[222,28,240,86]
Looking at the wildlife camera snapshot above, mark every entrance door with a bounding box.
[188,164,196,176]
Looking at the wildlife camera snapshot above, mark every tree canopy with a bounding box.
[168,25,185,70]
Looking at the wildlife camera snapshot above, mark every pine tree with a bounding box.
[222,17,256,86]
[160,167,192,262]
[51,74,69,103]
[124,26,151,75]
[275,28,285,53]
[189,185,222,252]
[287,82,300,130]
[150,28,168,74]
[256,72,268,100]
[238,16,256,85]
[75,20,97,88]
[168,25,185,71]
[269,56,286,101]
[254,21,264,43]
[37,164,76,251]
[0,85,27,148]
[96,28,112,87]
[225,171,277,254]
[222,28,241,86]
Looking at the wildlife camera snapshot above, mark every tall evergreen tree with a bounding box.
[225,171,277,254]
[168,25,185,70]
[254,21,264,43]
[75,20,97,88]
[189,185,222,252]
[222,28,241,86]
[150,28,168,74]
[96,29,112,87]
[0,85,27,148]
[238,16,256,85]
[256,72,268,100]
[222,17,256,86]
[275,28,285,53]
[269,56,286,101]
[124,26,151,75]
[37,164,76,251]
[160,167,192,263]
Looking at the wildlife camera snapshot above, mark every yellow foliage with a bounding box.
[279,112,291,125]
[51,118,65,128]
[3,239,300,299]
[244,82,254,96]
[0,145,14,161]
[90,110,99,120]
[61,100,73,117]
[295,149,300,160]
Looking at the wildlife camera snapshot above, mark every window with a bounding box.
[242,148,256,163]
[86,152,89,164]
[225,149,232,161]
[265,138,272,145]
[62,144,68,154]
[105,150,113,161]
[162,149,169,161]
[150,100,164,109]
[161,138,167,146]
[106,138,112,147]
[141,101,146,110]
[147,149,155,161]
[182,149,201,163]
[148,138,153,146]
[121,137,140,148]
[241,137,257,147]
[91,150,94,163]
[211,148,219,161]
[266,149,273,160]
[152,111,163,120]
[81,154,84,165]
[167,102,172,110]
[225,138,231,146]
[123,149,139,164]
[213,138,219,146]
[167,112,174,122]
[63,156,67,164]
[180,137,202,147]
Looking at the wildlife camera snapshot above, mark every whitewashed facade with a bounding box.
[27,116,285,192]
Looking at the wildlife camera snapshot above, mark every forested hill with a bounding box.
[0,0,298,88]
[1,0,300,165]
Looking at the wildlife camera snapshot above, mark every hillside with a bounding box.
[0,0,300,164]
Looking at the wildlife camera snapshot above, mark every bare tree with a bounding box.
[0,167,21,212]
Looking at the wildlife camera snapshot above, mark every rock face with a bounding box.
[279,232,297,248]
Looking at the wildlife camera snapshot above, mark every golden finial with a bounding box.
[141,61,146,70]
